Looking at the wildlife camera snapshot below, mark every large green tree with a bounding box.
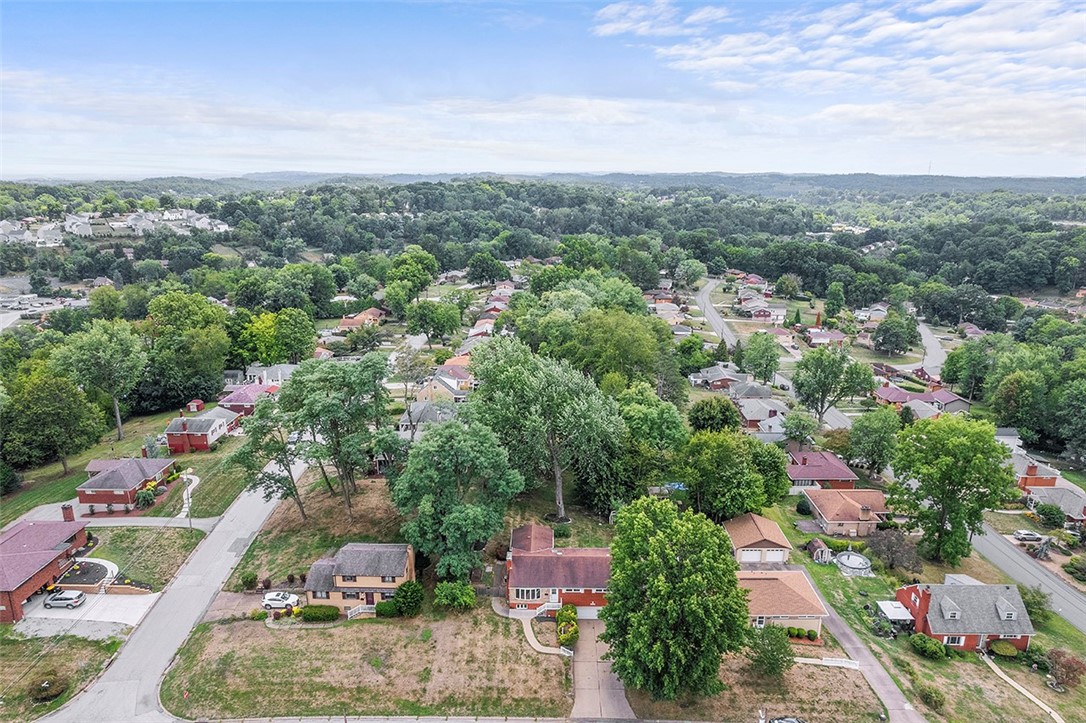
[466,252,510,284]
[228,400,307,519]
[51,319,146,440]
[391,421,524,579]
[2,371,103,473]
[687,396,742,433]
[601,497,749,700]
[849,407,900,473]
[792,346,876,424]
[406,300,460,348]
[1058,379,1086,463]
[679,430,768,521]
[744,331,781,383]
[890,416,1015,565]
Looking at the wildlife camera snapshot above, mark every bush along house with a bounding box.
[304,543,415,618]
[77,456,178,509]
[896,576,1035,651]
[505,523,611,619]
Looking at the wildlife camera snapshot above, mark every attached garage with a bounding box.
[576,606,601,620]
[739,549,763,563]
[764,549,789,563]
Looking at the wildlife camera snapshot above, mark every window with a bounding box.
[342,575,357,582]
[514,588,541,601]
[910,593,919,607]
[947,611,959,619]
[1005,612,1016,620]
[754,616,766,628]
[1000,635,1021,640]
[945,636,964,646]
[114,490,125,495]
[515,603,527,610]
[343,591,360,600]
[381,592,395,600]
[381,576,396,583]
[592,588,608,594]
[564,588,583,594]
[313,591,329,599]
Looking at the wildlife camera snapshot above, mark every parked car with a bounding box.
[262,591,300,609]
[776,382,791,391]
[44,590,86,609]
[1013,530,1043,542]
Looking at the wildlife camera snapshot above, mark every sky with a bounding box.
[1,0,1084,179]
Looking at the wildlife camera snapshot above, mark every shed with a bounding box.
[186,399,205,413]
[807,538,832,564]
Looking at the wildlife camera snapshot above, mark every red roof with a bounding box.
[508,548,611,589]
[0,520,86,592]
[787,451,858,482]
[511,524,553,552]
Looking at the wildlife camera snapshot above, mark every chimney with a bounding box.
[1026,464,1037,476]
[883,381,890,388]
[859,505,872,521]
[141,445,148,458]
[769,409,777,418]
[801,456,808,465]
[61,504,74,522]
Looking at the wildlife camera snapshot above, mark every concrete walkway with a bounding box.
[571,619,636,721]
[796,656,861,670]
[489,597,569,656]
[174,474,199,519]
[978,653,1065,723]
[3,495,219,533]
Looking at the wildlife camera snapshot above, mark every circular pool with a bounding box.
[835,550,873,576]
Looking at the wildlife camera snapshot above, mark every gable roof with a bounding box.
[738,570,827,618]
[1026,485,1086,520]
[508,547,611,590]
[803,489,888,522]
[332,543,410,577]
[736,398,789,421]
[79,458,175,491]
[787,451,858,482]
[219,383,269,406]
[0,520,87,592]
[723,513,793,551]
[399,401,457,429]
[914,582,1035,637]
[164,407,240,435]
[510,523,554,552]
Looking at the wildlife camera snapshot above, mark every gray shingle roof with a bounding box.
[333,543,410,577]
[921,583,1035,637]
[78,458,175,491]
[304,559,336,593]
[164,407,239,435]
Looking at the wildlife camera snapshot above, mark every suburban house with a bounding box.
[1024,486,1086,526]
[417,365,477,404]
[855,302,890,322]
[959,323,988,338]
[736,398,789,429]
[902,398,941,420]
[218,384,271,416]
[738,570,828,637]
[806,329,847,347]
[751,306,787,324]
[803,489,889,537]
[996,427,1024,453]
[164,407,240,454]
[874,382,971,414]
[0,518,88,623]
[787,451,858,490]
[896,577,1035,651]
[397,401,457,439]
[689,364,750,391]
[728,381,773,401]
[337,307,386,333]
[77,457,177,507]
[505,523,610,619]
[723,513,793,564]
[304,543,415,617]
[244,363,298,385]
[1011,454,1059,490]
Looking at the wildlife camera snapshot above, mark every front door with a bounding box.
[549,588,558,604]
[365,592,374,605]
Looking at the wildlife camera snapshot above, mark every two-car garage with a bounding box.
[724,512,795,566]
[739,548,789,564]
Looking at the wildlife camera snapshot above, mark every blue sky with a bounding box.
[2,0,1084,178]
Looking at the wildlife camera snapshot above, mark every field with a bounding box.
[763,500,1086,723]
[0,627,122,723]
[226,472,404,590]
[87,526,205,590]
[627,654,884,723]
[159,607,572,719]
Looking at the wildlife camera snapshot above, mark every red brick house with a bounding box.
[77,457,178,506]
[164,407,240,454]
[337,307,386,333]
[505,524,610,619]
[0,519,88,623]
[896,578,1035,651]
[787,451,858,489]
[1011,454,1058,490]
[218,383,270,416]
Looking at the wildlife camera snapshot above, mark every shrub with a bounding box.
[272,610,281,621]
[1049,649,1086,689]
[134,489,156,509]
[558,620,580,647]
[556,603,577,626]
[0,461,21,495]
[374,600,399,618]
[916,683,945,711]
[262,577,271,590]
[283,604,294,617]
[1036,503,1067,529]
[393,580,424,617]
[787,627,798,637]
[88,505,96,516]
[910,633,946,659]
[1018,584,1053,625]
[796,497,811,515]
[123,504,130,513]
[553,524,572,539]
[287,573,296,585]
[249,609,268,621]
[27,670,68,702]
[819,537,867,554]
[106,503,114,514]
[241,572,258,590]
[154,485,166,496]
[432,348,453,365]
[301,605,341,623]
[990,640,1019,658]
[434,581,476,611]
[807,629,817,641]
[747,625,795,677]
[1023,642,1050,671]
[1063,556,1086,583]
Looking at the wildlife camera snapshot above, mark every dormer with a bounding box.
[940,597,961,620]
[996,597,1017,621]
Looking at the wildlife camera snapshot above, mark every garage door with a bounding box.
[576,606,600,619]
[765,549,788,563]
[739,549,762,563]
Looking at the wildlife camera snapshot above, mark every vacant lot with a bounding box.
[227,472,404,590]
[628,654,883,723]
[87,527,205,589]
[160,606,572,719]
[0,627,121,722]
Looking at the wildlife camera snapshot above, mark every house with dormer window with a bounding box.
[895,575,1034,651]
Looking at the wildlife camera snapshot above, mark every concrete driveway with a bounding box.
[571,619,636,720]
[22,591,160,626]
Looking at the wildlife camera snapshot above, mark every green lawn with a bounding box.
[507,478,614,549]
[144,434,247,519]
[0,471,88,528]
[1060,469,1086,493]
[88,526,205,589]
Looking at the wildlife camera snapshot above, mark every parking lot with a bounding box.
[21,590,160,626]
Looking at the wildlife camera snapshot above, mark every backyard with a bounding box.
[87,527,205,590]
[0,627,121,722]
[160,606,572,719]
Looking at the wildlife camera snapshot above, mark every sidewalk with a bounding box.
[978,653,1065,723]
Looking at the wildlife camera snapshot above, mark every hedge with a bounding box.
[990,640,1019,658]
[556,603,577,626]
[374,600,399,617]
[910,633,946,659]
[558,620,580,647]
[301,605,341,623]
[819,537,867,554]
[434,581,476,611]
[917,683,946,711]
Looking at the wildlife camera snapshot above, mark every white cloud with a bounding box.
[594,0,730,37]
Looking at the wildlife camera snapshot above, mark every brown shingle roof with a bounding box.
[0,520,86,592]
[787,451,858,482]
[804,489,889,522]
[508,548,611,590]
[723,513,793,551]
[510,523,553,552]
[738,570,827,618]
